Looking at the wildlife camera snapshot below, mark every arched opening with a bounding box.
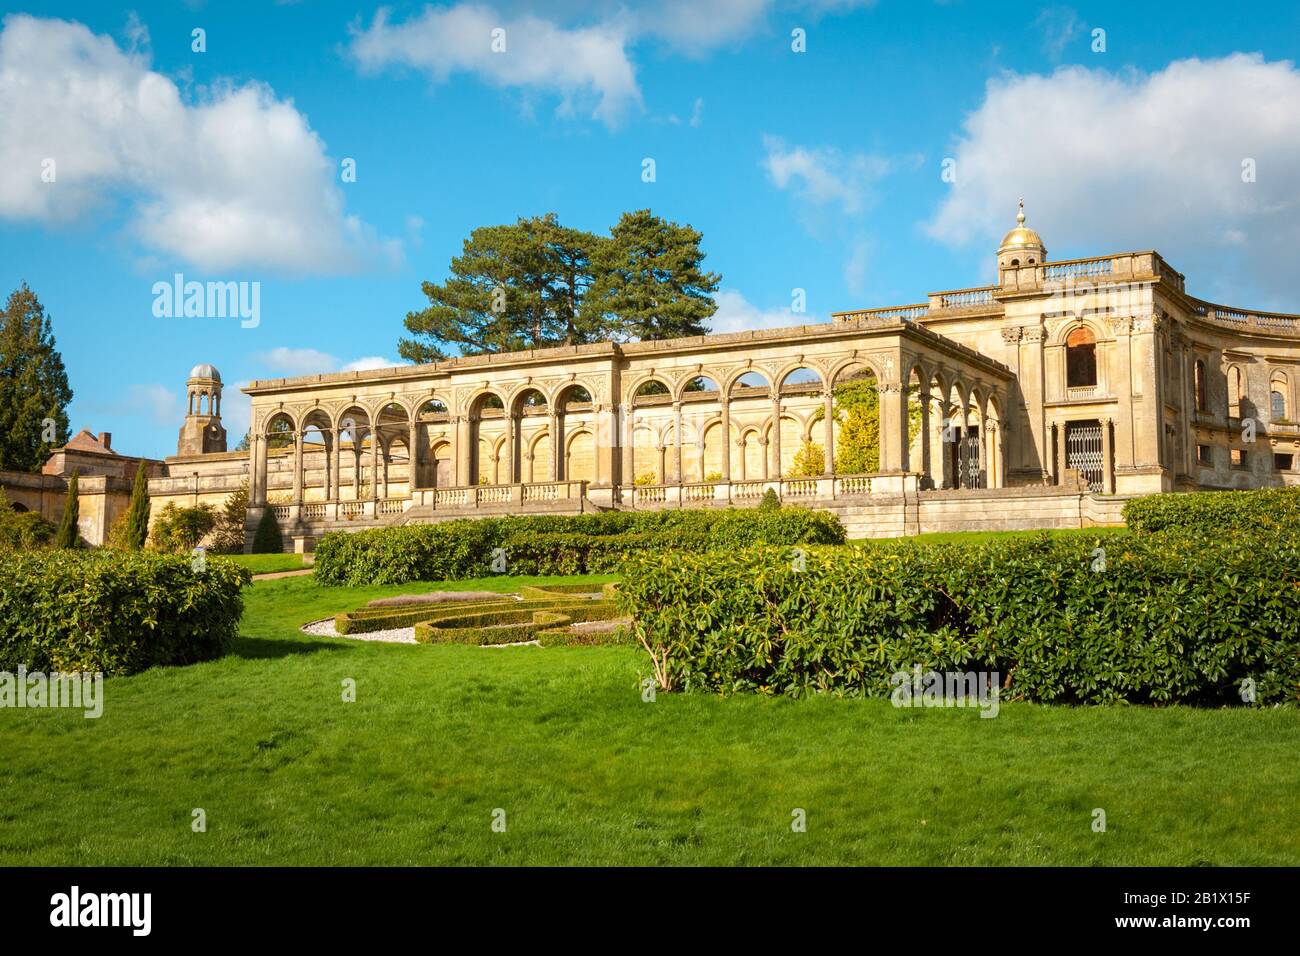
[565,430,596,482]
[373,403,410,499]
[414,398,450,489]
[1065,327,1098,388]
[300,409,332,502]
[776,367,825,478]
[335,407,372,501]
[828,364,877,476]
[1227,366,1243,418]
[631,379,673,484]
[1194,359,1208,412]
[262,412,296,504]
[555,384,593,482]
[468,392,506,485]
[509,388,548,485]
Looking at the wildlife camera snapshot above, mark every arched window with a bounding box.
[1227,366,1243,418]
[1065,327,1097,389]
[1194,359,1207,411]
[1272,372,1290,421]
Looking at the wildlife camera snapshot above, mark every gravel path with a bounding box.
[301,618,416,644]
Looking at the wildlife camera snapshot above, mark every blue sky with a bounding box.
[4,0,1300,459]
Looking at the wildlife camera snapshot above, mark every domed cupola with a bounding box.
[997,199,1047,275]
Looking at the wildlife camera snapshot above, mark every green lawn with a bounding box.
[1,569,1296,866]
[222,553,309,574]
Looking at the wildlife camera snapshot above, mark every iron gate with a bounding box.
[954,430,982,488]
[1066,421,1104,492]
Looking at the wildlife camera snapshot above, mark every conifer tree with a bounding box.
[54,470,80,549]
[125,460,151,550]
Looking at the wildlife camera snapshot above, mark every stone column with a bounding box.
[917,382,931,487]
[1055,421,1068,485]
[822,389,835,476]
[673,402,684,484]
[549,411,560,481]
[333,429,343,500]
[251,433,266,505]
[1102,418,1115,494]
[770,399,782,479]
[455,416,471,486]
[369,426,379,500]
[621,407,635,486]
[721,397,732,481]
[408,419,420,491]
[878,382,909,473]
[291,431,304,504]
[504,413,516,484]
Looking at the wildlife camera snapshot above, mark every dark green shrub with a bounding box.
[313,508,845,586]
[758,488,780,511]
[619,533,1300,705]
[0,551,250,675]
[252,507,283,554]
[54,470,80,549]
[124,460,151,550]
[1124,487,1300,535]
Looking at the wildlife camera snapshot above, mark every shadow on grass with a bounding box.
[231,635,348,660]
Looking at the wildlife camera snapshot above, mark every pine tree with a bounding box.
[399,214,604,363]
[125,460,151,550]
[54,470,80,549]
[251,507,283,554]
[589,210,720,341]
[0,283,73,472]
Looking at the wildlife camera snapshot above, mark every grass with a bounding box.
[1,565,1297,866]
[221,553,309,574]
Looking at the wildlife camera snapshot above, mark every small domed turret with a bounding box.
[997,199,1046,275]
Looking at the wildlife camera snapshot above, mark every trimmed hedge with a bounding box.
[412,601,625,646]
[1124,487,1300,536]
[618,533,1300,705]
[0,551,250,676]
[313,508,844,586]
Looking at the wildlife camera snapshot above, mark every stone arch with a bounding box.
[725,368,772,397]
[627,375,673,406]
[676,373,722,402]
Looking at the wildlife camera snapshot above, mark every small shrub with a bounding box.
[758,488,780,511]
[0,550,250,675]
[150,503,216,553]
[252,507,283,554]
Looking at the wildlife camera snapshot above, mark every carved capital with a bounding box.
[1022,326,1045,343]
[1000,326,1023,344]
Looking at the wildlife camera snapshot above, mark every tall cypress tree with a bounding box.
[125,460,151,550]
[0,283,73,472]
[55,469,80,549]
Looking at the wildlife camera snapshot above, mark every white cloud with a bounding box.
[762,135,893,216]
[341,356,398,372]
[256,348,400,376]
[256,347,339,376]
[0,14,397,274]
[1034,6,1082,60]
[635,0,769,56]
[349,4,642,127]
[710,288,825,335]
[121,384,181,426]
[926,54,1300,301]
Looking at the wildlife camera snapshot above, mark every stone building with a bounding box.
[10,207,1296,549]
[202,205,1296,547]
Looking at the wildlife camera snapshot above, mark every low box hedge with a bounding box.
[313,508,844,586]
[0,551,250,676]
[412,601,608,646]
[618,532,1300,705]
[1123,486,1300,535]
